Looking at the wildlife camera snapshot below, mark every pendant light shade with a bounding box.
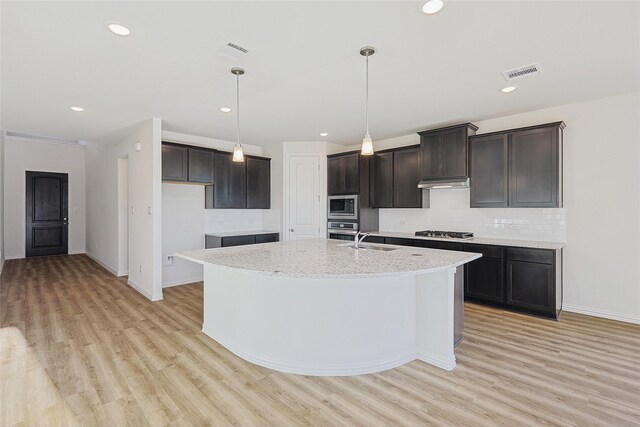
[231,67,245,162]
[360,46,376,156]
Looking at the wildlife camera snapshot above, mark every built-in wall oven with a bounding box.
[327,221,358,241]
[328,195,358,220]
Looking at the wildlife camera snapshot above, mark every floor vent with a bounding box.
[501,63,541,81]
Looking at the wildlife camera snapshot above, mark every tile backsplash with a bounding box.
[379,189,566,242]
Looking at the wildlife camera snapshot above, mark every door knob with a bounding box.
[290,228,295,232]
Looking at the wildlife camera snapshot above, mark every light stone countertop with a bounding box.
[205,230,279,237]
[177,238,481,279]
[369,231,565,250]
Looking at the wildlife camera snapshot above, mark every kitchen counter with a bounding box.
[204,230,279,237]
[367,231,565,250]
[177,238,481,375]
[178,238,480,279]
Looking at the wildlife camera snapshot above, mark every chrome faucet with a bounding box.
[354,231,370,249]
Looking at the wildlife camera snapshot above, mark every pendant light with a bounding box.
[231,67,245,162]
[360,46,375,156]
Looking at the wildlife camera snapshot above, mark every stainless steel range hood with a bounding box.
[417,177,469,189]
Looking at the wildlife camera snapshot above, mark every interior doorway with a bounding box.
[25,171,69,257]
[117,157,129,275]
[284,155,322,241]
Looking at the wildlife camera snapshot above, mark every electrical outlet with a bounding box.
[166,256,174,266]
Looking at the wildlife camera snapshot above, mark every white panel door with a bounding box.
[287,155,321,240]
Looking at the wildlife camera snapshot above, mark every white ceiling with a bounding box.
[2,1,639,146]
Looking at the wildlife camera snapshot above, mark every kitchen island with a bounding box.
[177,239,480,376]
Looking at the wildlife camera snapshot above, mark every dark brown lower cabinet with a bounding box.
[463,244,505,303]
[205,233,279,248]
[414,240,462,251]
[384,237,414,246]
[506,247,556,316]
[328,233,355,241]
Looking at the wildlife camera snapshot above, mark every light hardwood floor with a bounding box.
[1,254,639,426]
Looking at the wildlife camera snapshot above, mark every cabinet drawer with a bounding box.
[255,233,279,244]
[221,235,255,247]
[463,243,504,259]
[384,237,414,247]
[506,247,554,264]
[414,240,462,251]
[362,235,385,244]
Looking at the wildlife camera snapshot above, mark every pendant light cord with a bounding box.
[365,54,369,136]
[236,74,241,146]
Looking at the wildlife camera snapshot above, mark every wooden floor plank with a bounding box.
[1,254,639,426]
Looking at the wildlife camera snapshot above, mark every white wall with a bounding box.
[365,92,640,323]
[3,136,86,259]
[0,131,5,274]
[86,118,163,301]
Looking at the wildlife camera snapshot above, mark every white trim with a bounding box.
[69,250,85,255]
[162,277,203,288]
[563,304,640,325]
[417,352,456,371]
[85,251,119,276]
[203,324,416,376]
[128,277,163,302]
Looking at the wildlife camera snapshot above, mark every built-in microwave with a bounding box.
[328,195,358,220]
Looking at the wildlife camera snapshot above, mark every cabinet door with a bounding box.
[384,237,414,246]
[255,233,279,244]
[509,127,559,207]
[370,152,394,208]
[342,153,360,194]
[222,235,255,247]
[214,152,247,208]
[162,144,188,182]
[506,260,554,313]
[327,156,342,195]
[420,133,442,179]
[441,128,467,178]
[246,157,271,209]
[470,134,508,207]
[188,148,214,183]
[465,257,505,303]
[393,147,422,208]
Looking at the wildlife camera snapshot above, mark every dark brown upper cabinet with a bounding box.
[370,146,424,209]
[188,148,215,184]
[328,152,360,195]
[162,144,188,182]
[509,125,561,207]
[210,152,247,209]
[469,122,564,208]
[418,123,478,181]
[246,156,271,209]
[469,134,509,207]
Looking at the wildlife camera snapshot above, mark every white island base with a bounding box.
[201,264,464,376]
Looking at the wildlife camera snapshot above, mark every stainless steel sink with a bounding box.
[339,243,399,252]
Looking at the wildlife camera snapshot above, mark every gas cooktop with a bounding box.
[415,230,474,239]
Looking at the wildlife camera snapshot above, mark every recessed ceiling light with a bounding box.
[320,132,329,137]
[107,22,131,36]
[219,107,232,113]
[69,106,84,112]
[500,86,518,93]
[421,0,445,14]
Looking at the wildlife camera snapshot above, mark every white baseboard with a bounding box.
[69,250,86,255]
[417,352,456,371]
[127,278,163,302]
[163,276,203,288]
[84,252,119,276]
[563,304,640,325]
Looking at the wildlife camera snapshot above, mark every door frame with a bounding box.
[283,153,326,241]
[25,170,69,257]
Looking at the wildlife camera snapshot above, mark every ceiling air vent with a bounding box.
[501,63,541,81]
[216,42,249,61]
